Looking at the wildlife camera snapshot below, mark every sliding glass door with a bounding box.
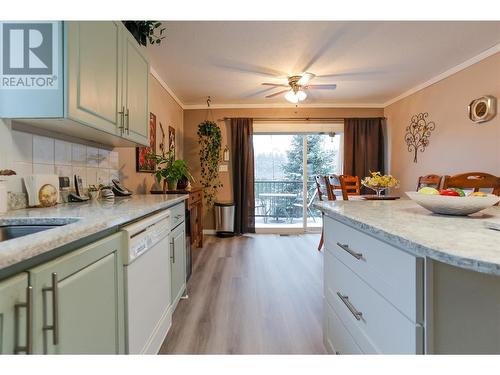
[253,130,342,233]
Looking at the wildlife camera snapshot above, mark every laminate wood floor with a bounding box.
[159,234,326,354]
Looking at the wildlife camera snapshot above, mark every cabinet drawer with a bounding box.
[170,203,185,229]
[324,298,363,355]
[324,216,423,322]
[324,251,423,354]
[189,190,202,206]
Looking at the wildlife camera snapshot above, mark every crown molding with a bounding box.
[383,43,500,107]
[149,67,185,109]
[182,102,385,110]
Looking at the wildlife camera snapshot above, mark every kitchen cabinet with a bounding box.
[151,187,204,249]
[0,273,31,354]
[2,21,149,147]
[29,233,125,354]
[170,222,186,310]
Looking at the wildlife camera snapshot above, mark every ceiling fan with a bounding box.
[262,72,337,103]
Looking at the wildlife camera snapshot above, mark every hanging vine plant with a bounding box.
[198,120,223,206]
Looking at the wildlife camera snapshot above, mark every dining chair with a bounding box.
[326,174,342,201]
[416,174,441,191]
[441,172,500,196]
[315,175,334,251]
[339,175,361,200]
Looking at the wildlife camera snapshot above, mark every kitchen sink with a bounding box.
[0,225,63,242]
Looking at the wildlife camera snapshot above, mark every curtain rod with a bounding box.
[217,117,386,122]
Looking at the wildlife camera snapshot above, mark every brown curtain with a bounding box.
[231,118,255,234]
[344,118,385,192]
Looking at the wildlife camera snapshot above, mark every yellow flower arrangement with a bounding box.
[362,171,399,189]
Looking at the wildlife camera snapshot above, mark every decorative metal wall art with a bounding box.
[405,112,436,163]
[468,95,497,123]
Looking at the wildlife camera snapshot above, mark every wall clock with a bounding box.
[468,95,497,123]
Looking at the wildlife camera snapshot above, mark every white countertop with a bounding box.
[314,200,500,275]
[0,194,187,276]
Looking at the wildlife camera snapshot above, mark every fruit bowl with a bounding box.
[406,191,500,216]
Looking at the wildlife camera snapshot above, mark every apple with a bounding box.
[418,187,439,195]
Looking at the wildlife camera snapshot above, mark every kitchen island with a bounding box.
[315,200,500,354]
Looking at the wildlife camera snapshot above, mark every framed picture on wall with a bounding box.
[168,126,176,156]
[136,113,157,173]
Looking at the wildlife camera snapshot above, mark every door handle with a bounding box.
[118,106,125,134]
[14,285,33,354]
[125,108,130,135]
[43,273,59,345]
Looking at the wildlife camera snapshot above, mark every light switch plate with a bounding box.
[219,164,228,172]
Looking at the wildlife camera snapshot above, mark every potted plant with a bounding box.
[197,120,223,206]
[147,150,194,192]
[122,21,166,46]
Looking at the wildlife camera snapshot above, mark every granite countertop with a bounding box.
[314,200,500,276]
[0,194,187,277]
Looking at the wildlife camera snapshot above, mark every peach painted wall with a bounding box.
[385,53,500,193]
[115,74,184,193]
[184,107,384,229]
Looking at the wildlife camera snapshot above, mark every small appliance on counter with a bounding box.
[112,179,133,196]
[23,174,60,207]
[68,175,89,202]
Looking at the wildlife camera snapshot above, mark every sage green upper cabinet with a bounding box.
[2,21,149,147]
[30,233,125,354]
[122,31,149,144]
[66,21,122,135]
[0,273,31,354]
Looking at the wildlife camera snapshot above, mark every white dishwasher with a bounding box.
[121,210,172,354]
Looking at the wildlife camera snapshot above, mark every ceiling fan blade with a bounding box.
[297,72,316,86]
[306,84,337,90]
[265,89,290,98]
[261,83,290,87]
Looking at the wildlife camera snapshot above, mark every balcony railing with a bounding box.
[254,179,319,221]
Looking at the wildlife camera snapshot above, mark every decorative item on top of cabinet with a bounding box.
[122,21,165,46]
[404,112,436,163]
[136,113,157,173]
[151,187,204,249]
[468,95,497,123]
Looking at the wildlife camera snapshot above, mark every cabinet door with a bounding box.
[66,21,122,135]
[30,233,124,354]
[0,273,30,354]
[170,223,186,309]
[122,29,149,146]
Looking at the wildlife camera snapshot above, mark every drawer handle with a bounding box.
[337,292,363,321]
[336,242,363,260]
[43,272,59,345]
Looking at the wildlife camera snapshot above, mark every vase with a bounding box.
[177,176,189,190]
[167,179,178,191]
[367,186,388,197]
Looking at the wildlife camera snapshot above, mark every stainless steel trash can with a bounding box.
[214,201,235,237]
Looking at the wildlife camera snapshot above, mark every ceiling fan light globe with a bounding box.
[297,90,307,101]
[285,90,299,103]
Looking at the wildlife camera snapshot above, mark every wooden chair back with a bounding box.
[326,175,341,201]
[416,174,441,191]
[314,175,330,201]
[441,172,500,196]
[339,175,361,200]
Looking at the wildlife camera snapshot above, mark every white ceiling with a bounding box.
[147,21,500,107]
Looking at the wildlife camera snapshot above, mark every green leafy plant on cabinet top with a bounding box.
[197,120,223,206]
[122,21,166,46]
[147,149,194,191]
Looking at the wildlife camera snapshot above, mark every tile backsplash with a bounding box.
[8,130,119,194]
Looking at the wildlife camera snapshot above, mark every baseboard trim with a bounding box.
[203,229,217,235]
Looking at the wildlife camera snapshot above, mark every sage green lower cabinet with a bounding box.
[170,223,186,310]
[30,233,125,354]
[0,273,31,354]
